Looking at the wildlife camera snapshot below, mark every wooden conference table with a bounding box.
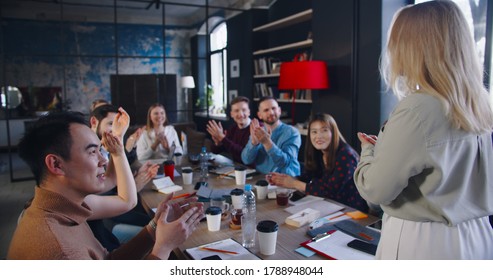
[139,154,379,260]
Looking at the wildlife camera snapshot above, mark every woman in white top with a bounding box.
[136,103,183,160]
[354,1,493,259]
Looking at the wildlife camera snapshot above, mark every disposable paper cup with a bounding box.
[182,167,193,185]
[257,220,279,255]
[174,153,183,166]
[235,166,246,185]
[205,206,222,231]
[230,188,244,210]
[163,160,175,181]
[255,179,269,200]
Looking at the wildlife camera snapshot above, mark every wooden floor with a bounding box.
[0,152,35,259]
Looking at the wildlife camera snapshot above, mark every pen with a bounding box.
[218,170,235,179]
[311,232,332,242]
[358,232,373,241]
[199,247,239,255]
[328,213,347,220]
[172,192,194,200]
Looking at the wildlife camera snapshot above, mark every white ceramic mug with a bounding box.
[210,197,230,213]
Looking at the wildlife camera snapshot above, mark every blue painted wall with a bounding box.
[2,18,194,113]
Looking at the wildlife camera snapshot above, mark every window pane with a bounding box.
[211,52,224,110]
[490,30,493,103]
[209,21,227,117]
[210,22,227,51]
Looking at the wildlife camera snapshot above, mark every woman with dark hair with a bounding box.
[268,113,368,212]
[136,103,182,160]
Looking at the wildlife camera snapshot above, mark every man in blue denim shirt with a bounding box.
[241,96,301,176]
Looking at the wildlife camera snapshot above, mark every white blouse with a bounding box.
[136,125,183,160]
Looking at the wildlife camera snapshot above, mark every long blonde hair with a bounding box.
[381,0,493,133]
[145,103,169,132]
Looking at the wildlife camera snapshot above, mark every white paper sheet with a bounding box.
[288,194,324,206]
[305,230,374,260]
[185,238,261,260]
[285,199,344,217]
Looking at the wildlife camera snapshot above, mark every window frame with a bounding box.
[208,21,228,118]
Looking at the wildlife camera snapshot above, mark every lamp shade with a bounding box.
[181,76,195,89]
[278,61,329,90]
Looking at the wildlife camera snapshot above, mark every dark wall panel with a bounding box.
[312,0,356,145]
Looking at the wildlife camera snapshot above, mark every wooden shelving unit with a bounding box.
[253,98,312,103]
[253,73,280,79]
[253,39,313,56]
[252,7,313,128]
[253,9,312,32]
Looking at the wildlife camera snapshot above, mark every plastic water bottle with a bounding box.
[169,141,176,158]
[242,184,256,248]
[199,146,208,182]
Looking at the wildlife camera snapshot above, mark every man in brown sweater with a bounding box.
[7,111,203,259]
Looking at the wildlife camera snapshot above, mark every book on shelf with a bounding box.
[305,89,312,100]
[254,59,260,75]
[276,90,312,102]
[279,92,291,100]
[254,82,278,98]
[268,57,281,74]
[260,58,268,75]
[253,57,281,75]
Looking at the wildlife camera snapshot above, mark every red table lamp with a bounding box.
[278,60,329,124]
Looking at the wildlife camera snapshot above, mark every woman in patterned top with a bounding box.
[267,113,369,212]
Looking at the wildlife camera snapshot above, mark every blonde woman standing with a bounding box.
[137,103,183,160]
[354,1,493,259]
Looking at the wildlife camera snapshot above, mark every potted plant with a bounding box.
[195,84,213,109]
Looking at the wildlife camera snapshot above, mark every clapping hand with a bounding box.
[112,107,130,140]
[102,131,124,156]
[126,127,144,152]
[249,118,262,145]
[134,162,159,190]
[150,194,204,259]
[157,131,169,150]
[357,132,378,146]
[206,120,226,146]
[254,124,272,145]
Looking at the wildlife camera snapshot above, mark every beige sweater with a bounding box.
[7,187,157,259]
[354,93,493,225]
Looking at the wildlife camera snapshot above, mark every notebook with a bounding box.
[196,185,232,199]
[333,220,381,245]
[152,176,182,194]
[210,166,258,178]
